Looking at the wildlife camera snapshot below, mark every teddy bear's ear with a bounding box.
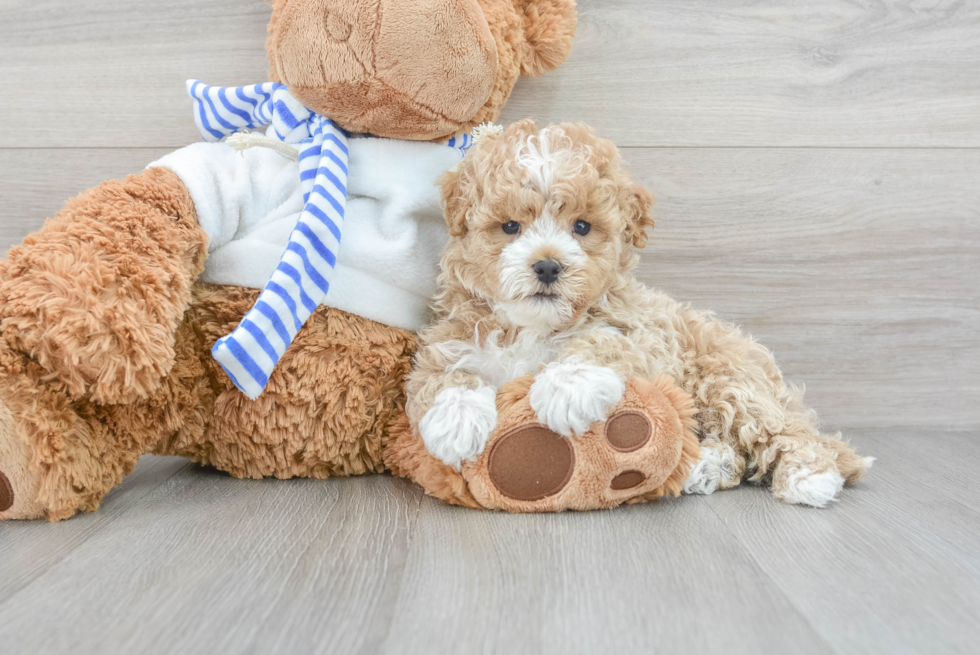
[626,184,655,249]
[519,0,578,77]
[266,0,290,83]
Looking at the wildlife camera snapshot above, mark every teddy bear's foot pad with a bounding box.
[0,471,14,512]
[488,425,574,501]
[462,377,701,512]
[610,469,646,490]
[487,410,660,501]
[605,411,653,452]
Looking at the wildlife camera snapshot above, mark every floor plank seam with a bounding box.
[854,433,980,519]
[239,492,345,653]
[371,483,425,655]
[0,461,195,615]
[700,496,844,655]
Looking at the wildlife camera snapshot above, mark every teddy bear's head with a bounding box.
[266,0,577,140]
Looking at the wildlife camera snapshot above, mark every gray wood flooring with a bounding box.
[1,431,977,655]
[1,1,978,653]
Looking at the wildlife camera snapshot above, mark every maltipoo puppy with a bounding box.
[405,119,872,507]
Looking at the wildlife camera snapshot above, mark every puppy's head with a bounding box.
[439,120,654,330]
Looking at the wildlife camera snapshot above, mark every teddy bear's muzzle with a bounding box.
[271,0,498,140]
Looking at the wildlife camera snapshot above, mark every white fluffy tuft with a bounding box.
[516,127,572,196]
[683,443,739,495]
[472,122,504,147]
[420,385,498,470]
[529,359,625,438]
[782,467,845,508]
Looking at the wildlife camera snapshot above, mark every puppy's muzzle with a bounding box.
[533,259,562,285]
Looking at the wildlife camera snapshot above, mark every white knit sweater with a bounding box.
[150,134,461,332]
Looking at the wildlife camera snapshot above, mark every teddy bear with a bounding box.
[0,0,580,521]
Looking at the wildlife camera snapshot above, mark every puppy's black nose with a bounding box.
[533,260,562,285]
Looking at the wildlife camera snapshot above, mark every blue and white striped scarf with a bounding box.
[186,80,472,399]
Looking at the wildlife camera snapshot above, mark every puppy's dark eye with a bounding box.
[573,219,591,236]
[502,221,521,235]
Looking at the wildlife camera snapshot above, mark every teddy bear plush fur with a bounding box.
[0,0,578,521]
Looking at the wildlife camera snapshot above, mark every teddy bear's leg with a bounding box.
[389,375,701,512]
[478,376,700,510]
[0,294,219,521]
[0,168,208,519]
[0,394,45,519]
[152,284,417,481]
[0,348,178,521]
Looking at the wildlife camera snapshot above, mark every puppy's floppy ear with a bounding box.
[441,123,512,236]
[439,165,470,238]
[519,0,578,77]
[625,184,655,248]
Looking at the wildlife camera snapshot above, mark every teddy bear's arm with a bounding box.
[0,167,208,405]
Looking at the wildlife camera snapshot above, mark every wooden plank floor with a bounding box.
[0,432,977,655]
[1,1,978,653]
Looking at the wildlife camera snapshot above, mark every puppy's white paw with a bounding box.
[529,360,625,438]
[683,443,740,495]
[420,385,498,470]
[781,468,845,508]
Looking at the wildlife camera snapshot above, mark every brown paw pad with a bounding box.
[605,411,652,452]
[610,470,646,490]
[0,471,14,512]
[488,425,574,501]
